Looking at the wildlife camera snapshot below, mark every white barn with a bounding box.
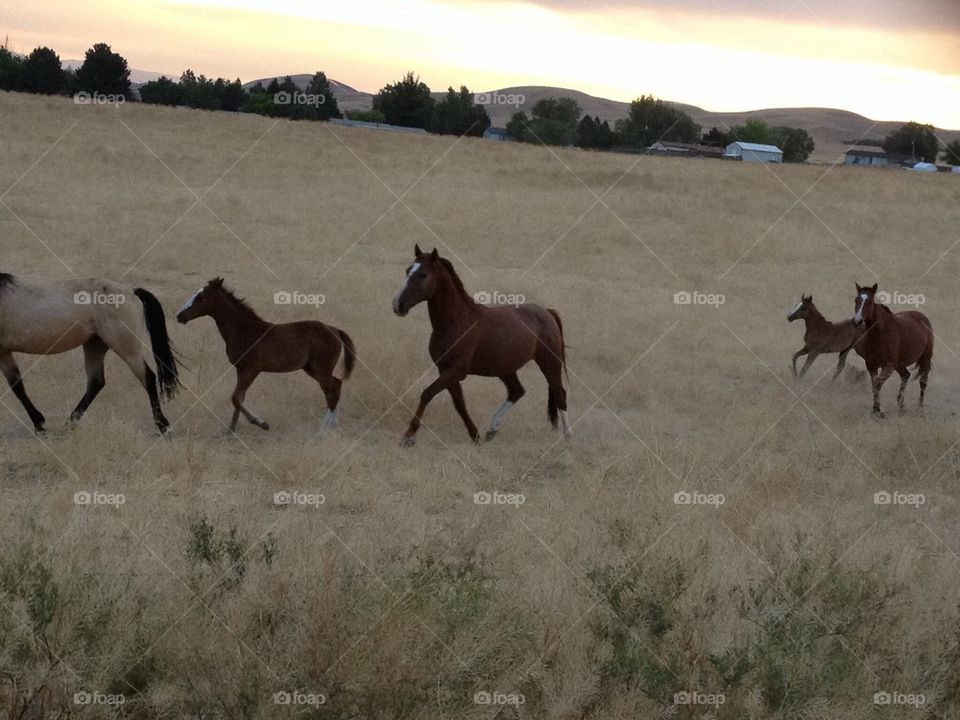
[724,141,784,163]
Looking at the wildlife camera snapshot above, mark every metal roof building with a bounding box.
[724,141,784,163]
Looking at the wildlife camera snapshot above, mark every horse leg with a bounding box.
[448,381,480,443]
[485,373,524,442]
[401,369,463,446]
[896,367,910,414]
[791,348,808,378]
[305,363,341,432]
[832,348,850,382]
[797,351,818,380]
[230,367,268,431]
[70,337,108,423]
[114,347,170,433]
[0,352,45,433]
[534,353,571,437]
[872,366,894,419]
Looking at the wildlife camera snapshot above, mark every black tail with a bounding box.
[547,308,567,428]
[338,329,356,381]
[547,308,568,380]
[134,288,180,401]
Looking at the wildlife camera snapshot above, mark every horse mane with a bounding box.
[0,273,15,292]
[437,257,475,304]
[878,304,894,316]
[217,283,263,320]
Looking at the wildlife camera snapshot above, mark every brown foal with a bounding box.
[176,278,354,432]
[787,295,863,380]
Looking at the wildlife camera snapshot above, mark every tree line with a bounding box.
[2,38,958,164]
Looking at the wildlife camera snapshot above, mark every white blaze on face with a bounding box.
[854,292,869,324]
[393,262,420,315]
[789,301,803,319]
[178,288,202,315]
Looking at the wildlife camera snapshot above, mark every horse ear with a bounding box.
[214,277,224,286]
[414,244,423,259]
[430,247,439,261]
[805,294,812,303]
[870,283,878,293]
[855,283,863,293]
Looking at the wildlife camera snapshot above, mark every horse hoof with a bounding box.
[873,410,885,420]
[259,422,270,431]
[400,436,416,448]
[484,430,497,442]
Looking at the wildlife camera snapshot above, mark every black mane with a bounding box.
[215,282,263,320]
[437,258,473,303]
[0,273,15,291]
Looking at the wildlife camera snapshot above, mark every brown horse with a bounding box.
[392,246,570,446]
[0,273,179,433]
[176,278,355,432]
[851,283,933,418]
[787,295,863,380]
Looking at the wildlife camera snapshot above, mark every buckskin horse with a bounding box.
[851,283,933,418]
[392,246,570,446]
[0,273,179,433]
[787,294,863,380]
[176,278,355,433]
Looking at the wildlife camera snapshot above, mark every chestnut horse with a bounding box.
[176,278,355,432]
[787,295,863,380]
[392,246,570,446]
[0,273,179,433]
[852,283,933,418]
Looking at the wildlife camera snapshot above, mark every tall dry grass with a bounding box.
[2,90,960,718]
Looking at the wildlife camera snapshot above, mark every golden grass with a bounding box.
[2,90,960,718]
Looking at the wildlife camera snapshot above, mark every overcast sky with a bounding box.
[2,0,958,126]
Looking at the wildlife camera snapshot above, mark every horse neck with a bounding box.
[802,305,828,330]
[209,294,267,350]
[426,268,476,331]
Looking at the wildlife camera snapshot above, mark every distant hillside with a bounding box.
[208,74,960,162]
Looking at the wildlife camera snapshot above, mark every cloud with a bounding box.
[517,0,960,34]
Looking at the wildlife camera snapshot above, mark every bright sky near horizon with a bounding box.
[2,0,959,127]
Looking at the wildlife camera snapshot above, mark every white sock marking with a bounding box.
[559,409,572,437]
[489,400,513,431]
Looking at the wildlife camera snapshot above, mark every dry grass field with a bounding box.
[3,90,960,718]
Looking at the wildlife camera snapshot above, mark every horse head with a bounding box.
[853,283,879,328]
[177,277,225,324]
[787,294,813,322]
[393,245,440,317]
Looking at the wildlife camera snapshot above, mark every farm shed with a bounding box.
[844,149,890,167]
[724,141,783,163]
[909,162,938,173]
[648,141,723,158]
[483,127,514,141]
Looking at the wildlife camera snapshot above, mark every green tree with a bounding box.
[729,119,772,145]
[217,78,246,112]
[372,72,435,129]
[0,46,22,91]
[179,69,220,110]
[139,76,182,106]
[304,71,341,120]
[510,97,581,145]
[615,95,700,148]
[75,43,131,97]
[576,115,615,149]
[770,126,815,163]
[345,108,386,122]
[940,139,960,166]
[881,122,939,163]
[505,111,530,141]
[432,86,490,136]
[18,47,64,94]
[701,126,730,147]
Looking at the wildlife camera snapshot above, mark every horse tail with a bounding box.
[547,308,568,381]
[134,288,180,400]
[338,329,356,381]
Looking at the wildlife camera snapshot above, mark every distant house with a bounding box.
[724,141,783,163]
[483,127,514,142]
[844,149,891,167]
[647,141,723,159]
[909,162,938,173]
